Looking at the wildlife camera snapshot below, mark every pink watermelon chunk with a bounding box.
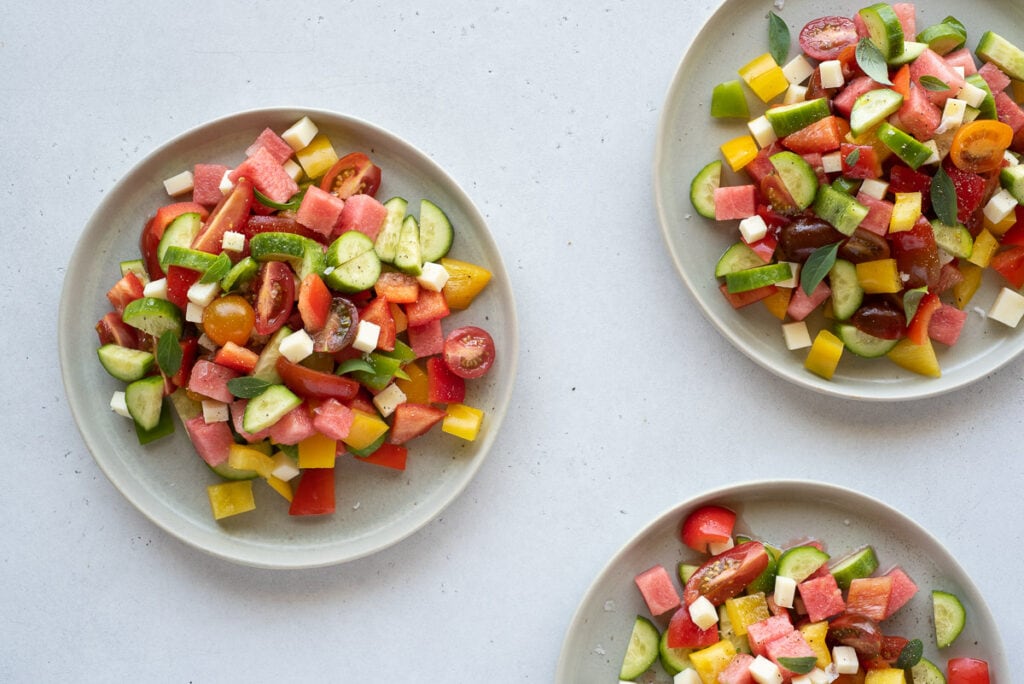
[245,127,294,164]
[798,573,846,622]
[746,614,794,657]
[892,3,917,40]
[979,62,1011,94]
[407,319,445,358]
[856,192,895,236]
[184,416,234,466]
[230,400,271,443]
[336,193,388,241]
[883,566,918,618]
[834,76,883,119]
[269,404,317,445]
[929,303,968,345]
[188,359,240,404]
[944,47,978,76]
[846,576,894,621]
[718,653,755,684]
[296,185,346,238]
[312,398,354,441]
[714,185,757,220]
[765,630,817,678]
[893,82,941,141]
[230,146,299,204]
[193,163,228,207]
[786,280,831,321]
[633,565,681,616]
[995,91,1024,133]
[911,48,966,107]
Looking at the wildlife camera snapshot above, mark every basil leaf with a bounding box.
[335,358,377,375]
[931,164,959,227]
[801,242,842,295]
[777,656,817,675]
[845,148,861,167]
[226,376,273,399]
[156,331,183,378]
[768,12,790,66]
[856,38,893,86]
[895,638,924,669]
[200,252,233,284]
[903,286,929,322]
[253,186,306,211]
[919,75,950,92]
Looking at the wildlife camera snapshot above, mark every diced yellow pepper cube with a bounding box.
[889,192,921,232]
[442,403,485,441]
[440,257,493,310]
[689,640,737,684]
[720,134,759,171]
[295,133,339,179]
[389,301,408,334]
[804,329,844,380]
[984,209,1017,236]
[865,668,907,684]
[343,409,390,451]
[264,475,294,503]
[762,288,792,320]
[846,128,894,164]
[799,621,832,669]
[887,338,941,377]
[856,258,903,294]
[725,592,770,636]
[396,360,429,405]
[954,261,984,309]
[739,53,788,102]
[227,443,275,478]
[298,432,338,469]
[968,229,1000,267]
[207,480,256,520]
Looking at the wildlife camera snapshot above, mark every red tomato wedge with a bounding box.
[288,468,336,516]
[681,505,737,553]
[320,152,382,199]
[682,542,769,606]
[275,357,360,401]
[297,272,331,332]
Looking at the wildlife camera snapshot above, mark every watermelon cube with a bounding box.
[978,62,1011,94]
[929,304,968,346]
[230,146,299,204]
[911,48,965,107]
[765,630,817,678]
[883,566,918,618]
[995,91,1024,133]
[312,398,354,441]
[797,573,846,623]
[786,280,831,321]
[337,193,388,241]
[846,576,894,621]
[407,319,445,358]
[717,653,755,684]
[183,416,235,466]
[634,564,681,616]
[944,48,978,77]
[856,192,895,236]
[188,359,240,404]
[296,185,345,238]
[230,400,271,443]
[746,614,794,657]
[193,163,229,207]
[268,404,317,445]
[245,127,295,164]
[713,185,757,221]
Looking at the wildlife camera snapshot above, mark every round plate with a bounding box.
[556,480,1005,682]
[654,0,1024,400]
[59,107,518,568]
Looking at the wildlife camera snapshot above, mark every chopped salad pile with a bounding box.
[692,2,1024,381]
[95,115,497,520]
[619,504,990,684]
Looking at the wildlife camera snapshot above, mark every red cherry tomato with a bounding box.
[827,611,884,657]
[253,261,295,336]
[320,152,382,199]
[311,296,359,353]
[799,15,858,61]
[443,326,496,379]
[682,541,769,606]
[948,657,990,684]
[681,505,737,553]
[275,357,359,401]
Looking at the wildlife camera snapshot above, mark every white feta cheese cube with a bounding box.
[416,261,450,292]
[110,391,130,418]
[776,261,799,288]
[739,214,769,243]
[921,139,941,165]
[989,287,1024,327]
[187,280,220,307]
[283,158,304,181]
[372,383,408,418]
[748,654,784,684]
[270,452,300,482]
[782,321,812,350]
[143,277,169,299]
[687,596,719,631]
[219,169,235,195]
[708,537,734,555]
[783,83,808,105]
[937,98,967,133]
[197,333,218,352]
[984,188,1018,224]
[163,169,194,197]
[221,230,246,253]
[202,400,229,424]
[282,116,318,150]
[278,329,314,363]
[673,669,702,684]
[858,178,889,200]
[957,81,988,108]
[773,574,797,608]
[747,115,778,148]
[352,320,381,353]
[832,646,860,675]
[818,60,845,89]
[185,301,205,324]
[792,669,829,684]
[782,54,815,85]
[821,151,843,174]
[1005,150,1020,167]
[952,65,965,78]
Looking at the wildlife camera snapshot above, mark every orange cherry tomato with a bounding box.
[949,120,1014,173]
[202,294,255,346]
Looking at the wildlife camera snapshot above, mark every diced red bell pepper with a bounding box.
[426,356,465,404]
[166,265,200,310]
[990,245,1024,289]
[665,604,719,649]
[907,292,942,345]
[289,468,336,516]
[96,311,140,349]
[389,402,446,444]
[213,340,259,374]
[359,296,397,351]
[171,335,199,388]
[840,142,882,179]
[355,442,408,471]
[405,289,450,327]
[106,271,145,314]
[297,272,332,332]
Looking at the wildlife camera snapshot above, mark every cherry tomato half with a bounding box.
[949,120,1014,173]
[320,152,382,199]
[312,296,359,353]
[798,15,858,61]
[443,326,496,379]
[682,541,769,606]
[275,357,359,401]
[202,294,255,346]
[681,505,737,553]
[253,261,296,336]
[826,611,883,657]
[948,657,990,684]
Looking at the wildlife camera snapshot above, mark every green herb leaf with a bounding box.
[895,638,924,669]
[801,242,842,295]
[903,286,929,322]
[226,376,273,399]
[931,164,959,227]
[777,656,817,675]
[768,12,790,66]
[855,38,893,86]
[200,252,233,284]
[253,186,306,211]
[845,148,861,167]
[156,331,183,378]
[919,75,950,92]
[335,358,377,375]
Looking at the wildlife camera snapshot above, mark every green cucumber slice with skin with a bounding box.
[135,402,175,444]
[829,545,880,590]
[374,196,408,263]
[836,323,899,358]
[711,80,749,119]
[242,384,302,434]
[97,344,155,382]
[690,160,722,219]
[1000,164,1024,204]
[393,214,423,276]
[887,41,927,66]
[121,297,183,338]
[220,256,260,293]
[619,616,659,680]
[977,31,1024,82]
[161,245,220,272]
[850,89,904,137]
[932,221,974,259]
[764,98,830,138]
[828,259,864,321]
[324,231,382,292]
[909,657,947,684]
[876,122,934,170]
[932,590,966,648]
[418,199,454,263]
[814,185,870,236]
[250,232,325,281]
[770,151,818,210]
[252,326,293,383]
[859,3,905,61]
[658,628,693,676]
[725,262,793,293]
[678,562,699,584]
[715,242,766,277]
[917,22,966,55]
[776,545,830,582]
[832,176,862,195]
[209,461,258,481]
[125,375,166,431]
[119,258,148,281]
[964,74,998,121]
[157,212,202,269]
[746,544,780,594]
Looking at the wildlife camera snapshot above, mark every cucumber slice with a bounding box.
[393,214,423,276]
[859,3,905,61]
[125,375,166,431]
[209,461,259,481]
[97,344,155,382]
[917,22,966,55]
[242,384,302,434]
[888,41,928,66]
[746,543,780,594]
[221,256,260,293]
[977,31,1024,82]
[250,232,325,281]
[161,245,220,272]
[828,259,864,321]
[764,98,830,138]
[121,297,184,338]
[715,242,767,277]
[619,616,659,681]
[850,89,904,137]
[119,258,149,282]
[690,160,723,219]
[813,185,870,236]
[876,122,935,170]
[419,199,454,262]
[374,196,408,263]
[135,402,175,444]
[678,562,699,584]
[932,590,966,648]
[771,151,818,210]
[324,231,382,292]
[910,657,947,684]
[1000,164,1024,204]
[252,326,294,383]
[835,323,899,358]
[776,545,829,583]
[658,628,692,676]
[725,262,793,293]
[964,74,998,121]
[711,80,749,119]
[932,222,974,259]
[829,545,879,590]
[157,212,202,268]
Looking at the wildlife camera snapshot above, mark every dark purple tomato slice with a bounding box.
[799,15,858,61]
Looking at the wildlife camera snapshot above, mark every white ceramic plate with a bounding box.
[59,107,518,568]
[555,480,1005,683]
[655,0,1024,400]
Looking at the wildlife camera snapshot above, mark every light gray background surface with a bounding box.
[2,1,1019,681]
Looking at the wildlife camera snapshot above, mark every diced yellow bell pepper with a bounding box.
[889,192,921,232]
[738,53,789,102]
[264,475,294,503]
[389,301,408,334]
[799,621,832,669]
[298,432,338,469]
[295,133,339,179]
[864,668,907,684]
[887,338,941,377]
[442,403,485,441]
[967,229,999,267]
[762,288,793,320]
[227,443,274,478]
[856,258,903,294]
[440,257,493,310]
[724,593,770,636]
[396,360,430,405]
[207,480,256,520]
[720,134,760,171]
[689,640,737,684]
[846,128,894,164]
[804,329,844,380]
[984,209,1017,236]
[343,409,390,451]
[954,261,984,309]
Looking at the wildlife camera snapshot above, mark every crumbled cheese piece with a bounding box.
[270,452,300,482]
[792,669,829,684]
[739,214,769,243]
[673,670,702,684]
[921,139,941,166]
[187,280,220,307]
[783,83,808,105]
[372,383,407,418]
[747,115,777,148]
[708,537,734,555]
[352,320,381,353]
[278,329,314,363]
[185,302,205,324]
[687,595,719,631]
[416,261,450,292]
[983,188,1018,224]
[818,60,845,89]
[1004,150,1020,167]
[221,231,245,252]
[219,169,235,195]
[773,574,797,608]
[283,158,304,181]
[782,54,814,85]
[832,646,860,675]
[202,400,229,423]
[110,391,130,418]
[282,116,318,150]
[821,151,842,174]
[782,321,812,350]
[748,655,784,684]
[163,170,194,197]
[142,277,169,299]
[957,80,987,108]
[937,97,967,134]
[858,178,889,200]
[776,261,799,288]
[989,287,1024,327]
[197,333,218,351]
